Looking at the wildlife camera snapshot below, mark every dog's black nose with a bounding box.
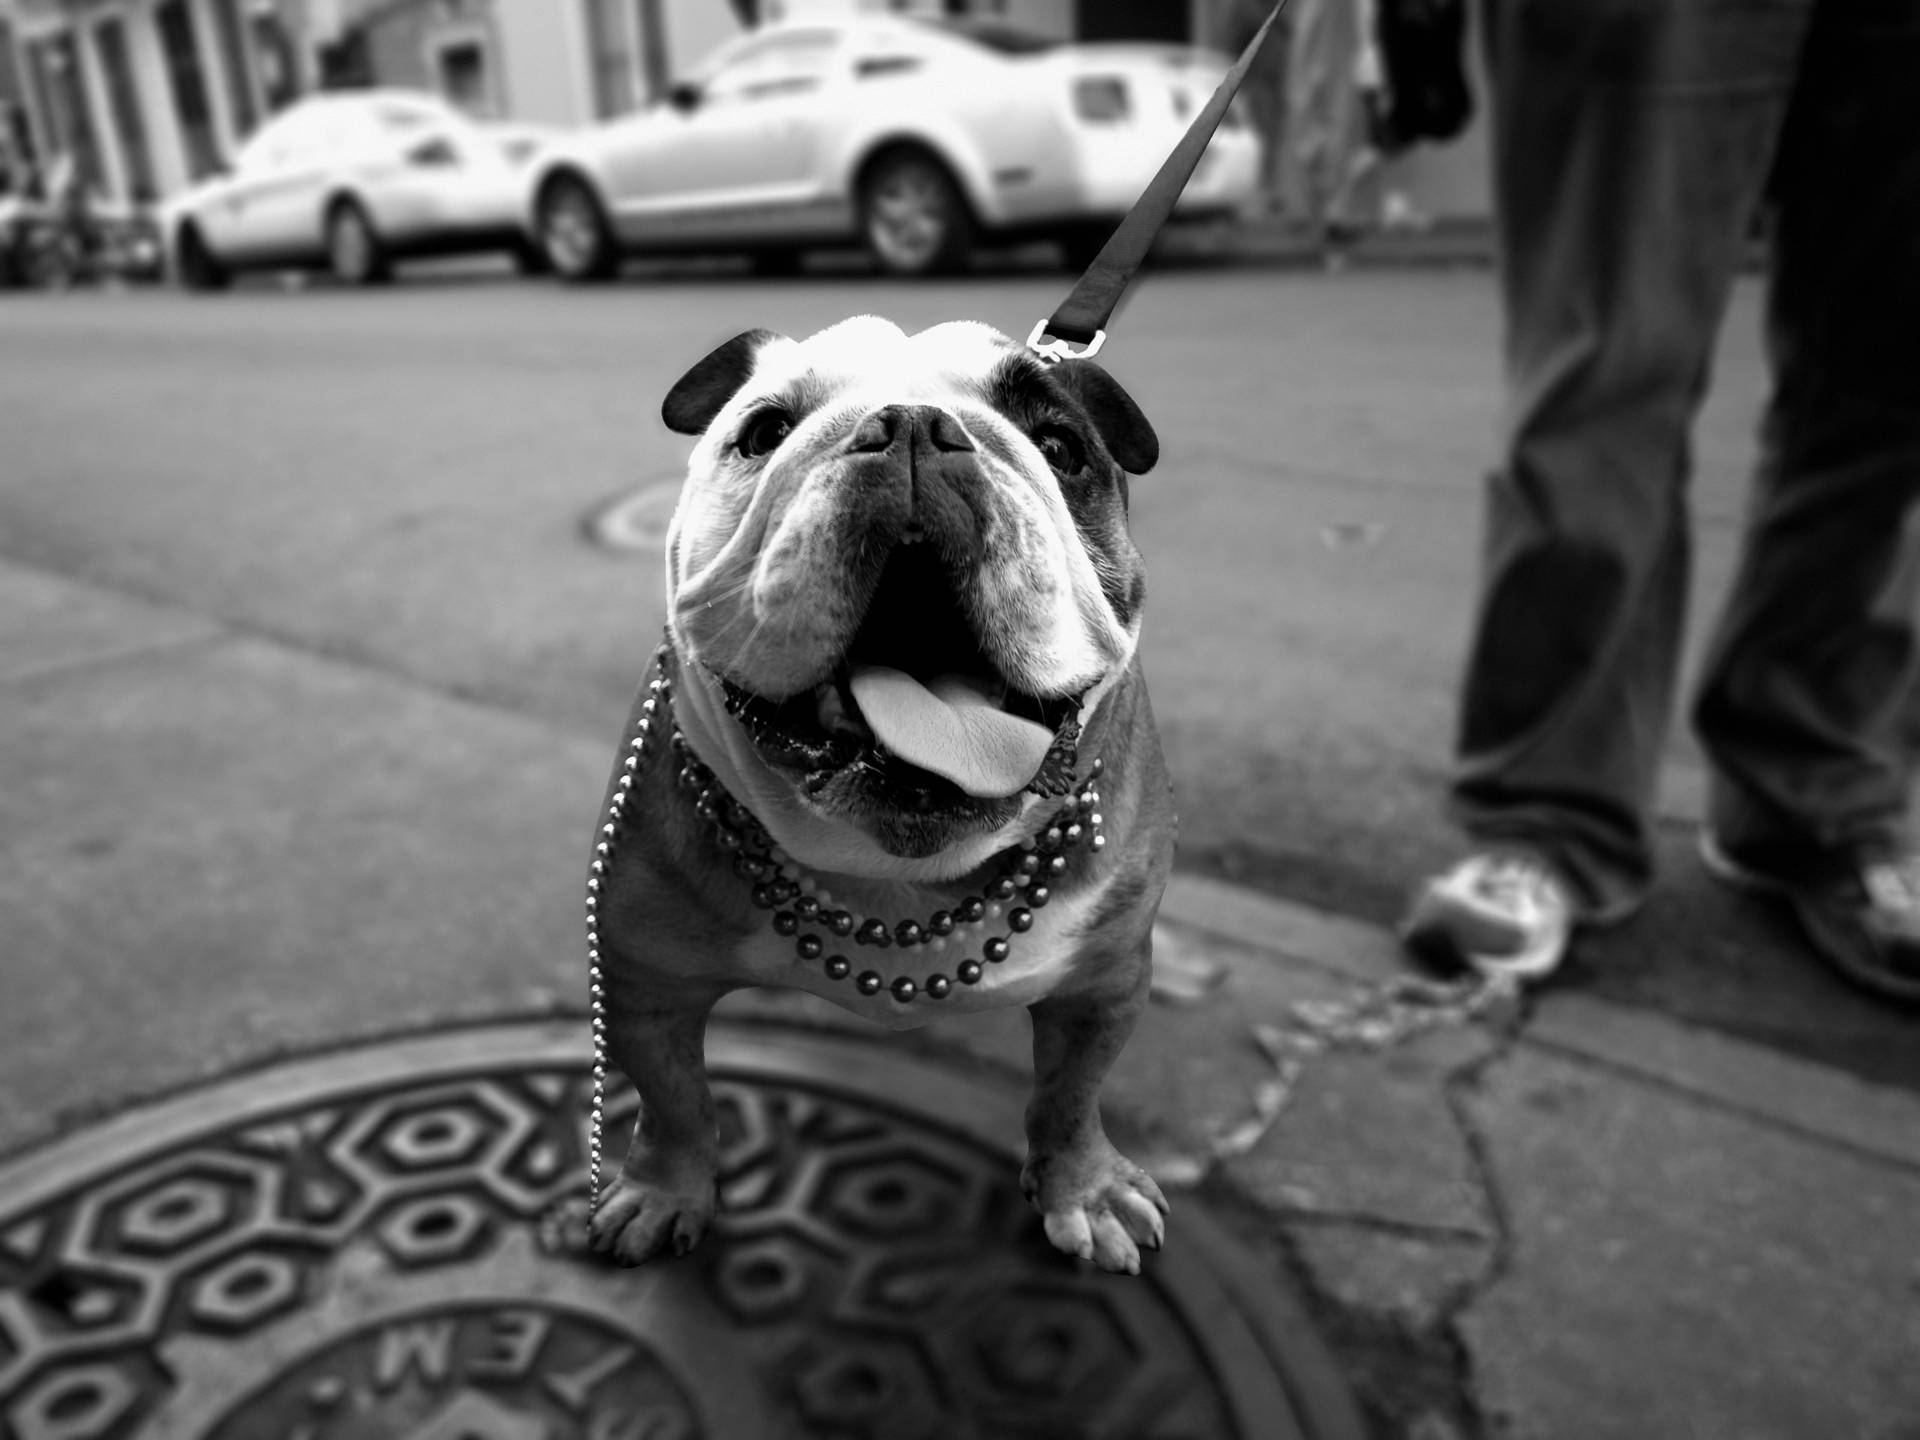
[844,405,983,560]
[846,404,976,455]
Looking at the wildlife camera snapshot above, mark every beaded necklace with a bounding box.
[583,645,1103,1216]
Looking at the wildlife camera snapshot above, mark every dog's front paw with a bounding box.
[1021,1137,1169,1275]
[588,1158,718,1266]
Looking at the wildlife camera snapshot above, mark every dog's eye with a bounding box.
[737,410,793,459]
[1032,425,1084,475]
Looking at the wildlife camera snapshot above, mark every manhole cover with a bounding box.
[0,1022,1362,1440]
[584,481,682,553]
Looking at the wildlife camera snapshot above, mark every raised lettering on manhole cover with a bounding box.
[0,1023,1360,1439]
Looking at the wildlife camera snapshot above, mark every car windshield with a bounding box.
[911,18,1062,55]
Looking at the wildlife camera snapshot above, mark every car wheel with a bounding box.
[22,223,76,291]
[859,150,973,277]
[1057,223,1113,274]
[748,248,804,278]
[538,174,617,282]
[174,222,230,292]
[510,236,550,276]
[326,200,389,285]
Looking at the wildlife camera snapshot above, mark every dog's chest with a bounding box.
[722,879,1110,1031]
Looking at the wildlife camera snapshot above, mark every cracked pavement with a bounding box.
[619,877,1920,1438]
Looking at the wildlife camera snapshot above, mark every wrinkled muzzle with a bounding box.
[714,401,1089,818]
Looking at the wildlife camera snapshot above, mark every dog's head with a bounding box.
[660,316,1157,872]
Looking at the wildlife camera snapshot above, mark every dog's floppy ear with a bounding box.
[1050,359,1159,476]
[662,329,781,436]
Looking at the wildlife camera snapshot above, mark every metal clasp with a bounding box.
[1026,319,1107,364]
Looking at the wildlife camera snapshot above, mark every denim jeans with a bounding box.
[1451,0,1920,912]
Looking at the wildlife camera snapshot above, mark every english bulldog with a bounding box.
[587,315,1176,1275]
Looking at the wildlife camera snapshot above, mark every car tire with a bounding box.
[859,149,973,277]
[748,248,804,278]
[22,225,76,291]
[510,236,550,277]
[537,173,617,283]
[1057,223,1114,274]
[326,200,389,286]
[174,222,229,292]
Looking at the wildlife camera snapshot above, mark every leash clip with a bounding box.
[1027,319,1106,365]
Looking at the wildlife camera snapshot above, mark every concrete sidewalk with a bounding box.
[2,554,1916,1438]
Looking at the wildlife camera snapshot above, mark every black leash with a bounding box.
[1028,0,1291,364]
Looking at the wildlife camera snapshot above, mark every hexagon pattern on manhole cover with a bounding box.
[0,1023,1363,1440]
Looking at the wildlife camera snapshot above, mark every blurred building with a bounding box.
[761,0,1190,42]
[0,0,308,201]
[308,0,738,129]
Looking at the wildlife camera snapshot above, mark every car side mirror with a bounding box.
[666,81,702,113]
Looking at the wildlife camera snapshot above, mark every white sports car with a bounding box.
[527,17,1264,280]
[162,90,553,290]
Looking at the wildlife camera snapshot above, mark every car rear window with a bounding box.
[376,103,441,131]
[856,55,922,79]
[913,18,1062,55]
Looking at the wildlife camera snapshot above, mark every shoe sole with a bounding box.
[1400,876,1643,984]
[1401,926,1563,981]
[1697,831,1920,1005]
[1696,831,1784,895]
[1399,892,1568,982]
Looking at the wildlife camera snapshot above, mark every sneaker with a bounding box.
[1399,850,1578,982]
[1699,831,1920,1004]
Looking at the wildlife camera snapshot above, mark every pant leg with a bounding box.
[1283,0,1363,230]
[1695,0,1920,862]
[1453,0,1814,912]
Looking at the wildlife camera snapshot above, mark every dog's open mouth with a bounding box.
[717,545,1086,812]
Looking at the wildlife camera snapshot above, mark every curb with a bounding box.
[1158,873,1920,1174]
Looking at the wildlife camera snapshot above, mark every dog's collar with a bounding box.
[1027,0,1290,366]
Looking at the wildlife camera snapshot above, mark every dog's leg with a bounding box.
[1021,955,1168,1274]
[588,975,727,1266]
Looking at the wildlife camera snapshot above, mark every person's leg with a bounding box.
[1407,0,1816,975]
[1325,141,1383,237]
[1282,0,1339,231]
[1453,0,1814,909]
[1693,0,1920,999]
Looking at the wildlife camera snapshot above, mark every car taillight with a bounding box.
[406,137,460,168]
[1073,76,1130,123]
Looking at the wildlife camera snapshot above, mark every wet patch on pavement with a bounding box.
[0,1022,1363,1439]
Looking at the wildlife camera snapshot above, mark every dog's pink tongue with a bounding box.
[849,667,1054,799]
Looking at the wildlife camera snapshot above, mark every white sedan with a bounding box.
[526,17,1264,280]
[163,91,552,289]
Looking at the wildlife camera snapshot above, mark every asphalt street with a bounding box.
[2,255,1912,1092]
